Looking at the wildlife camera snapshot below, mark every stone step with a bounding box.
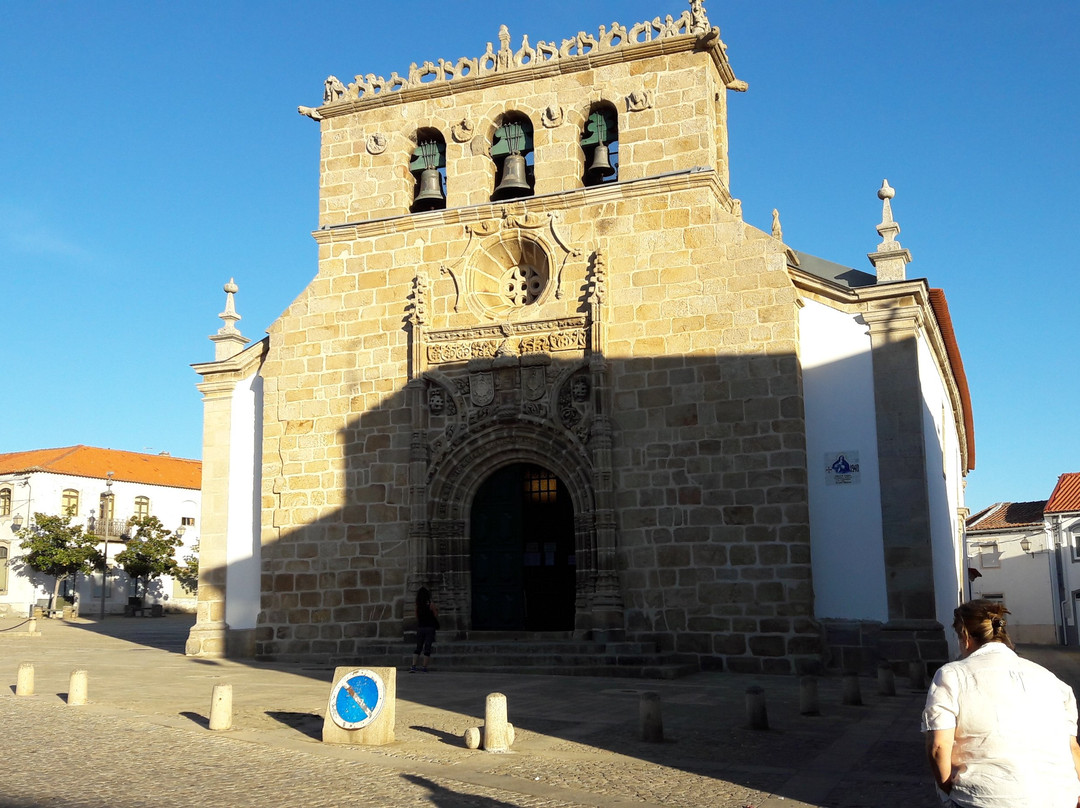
[339,638,698,679]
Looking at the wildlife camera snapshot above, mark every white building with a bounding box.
[1046,473,1080,645]
[0,446,201,618]
[966,500,1056,644]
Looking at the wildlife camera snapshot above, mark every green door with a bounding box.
[470,463,575,631]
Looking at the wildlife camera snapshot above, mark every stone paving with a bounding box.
[0,614,992,807]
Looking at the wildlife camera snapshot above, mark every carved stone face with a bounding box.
[572,375,590,402]
[429,387,445,415]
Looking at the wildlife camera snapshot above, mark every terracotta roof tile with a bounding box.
[1046,472,1080,514]
[0,445,200,490]
[966,500,1046,530]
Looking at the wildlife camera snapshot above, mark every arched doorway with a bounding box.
[470,463,576,631]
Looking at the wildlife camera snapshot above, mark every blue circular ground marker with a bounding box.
[329,668,385,730]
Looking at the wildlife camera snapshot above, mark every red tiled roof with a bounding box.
[966,500,1046,531]
[0,446,200,490]
[929,289,975,472]
[1046,472,1080,514]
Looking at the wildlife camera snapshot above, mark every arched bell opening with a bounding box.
[410,128,447,213]
[581,104,618,187]
[490,112,535,201]
[470,463,576,631]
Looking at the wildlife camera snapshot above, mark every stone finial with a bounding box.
[211,278,250,361]
[771,208,783,240]
[867,179,912,282]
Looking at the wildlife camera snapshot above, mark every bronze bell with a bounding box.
[587,142,616,181]
[413,168,446,211]
[492,153,532,200]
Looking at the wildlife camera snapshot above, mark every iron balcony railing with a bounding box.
[86,518,133,539]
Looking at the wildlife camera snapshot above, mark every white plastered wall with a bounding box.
[917,332,966,657]
[799,299,888,621]
[224,371,263,630]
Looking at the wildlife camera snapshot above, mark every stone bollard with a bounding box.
[483,692,510,752]
[16,663,34,696]
[68,670,89,706]
[27,618,38,635]
[799,676,820,716]
[640,691,664,742]
[909,660,927,690]
[877,662,896,697]
[842,672,863,706]
[464,726,481,749]
[746,685,769,730]
[209,683,233,731]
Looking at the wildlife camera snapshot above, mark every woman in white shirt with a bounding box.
[922,599,1080,808]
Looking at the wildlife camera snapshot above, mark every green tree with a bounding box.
[16,513,102,610]
[173,541,199,594]
[114,516,184,599]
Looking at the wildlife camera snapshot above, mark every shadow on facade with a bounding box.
[257,348,815,673]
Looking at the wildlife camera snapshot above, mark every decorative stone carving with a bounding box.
[366,133,388,155]
[626,89,653,112]
[425,319,587,366]
[323,76,347,104]
[428,386,446,415]
[451,118,475,143]
[409,272,429,327]
[522,366,547,401]
[470,373,495,407]
[315,1,727,106]
[541,105,564,128]
[572,375,591,402]
[559,384,582,428]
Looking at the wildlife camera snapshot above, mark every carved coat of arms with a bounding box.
[470,372,495,406]
[522,366,547,401]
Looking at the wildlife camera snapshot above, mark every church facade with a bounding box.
[186,2,974,675]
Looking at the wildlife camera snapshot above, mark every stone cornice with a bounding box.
[193,336,269,398]
[304,3,738,121]
[312,167,730,244]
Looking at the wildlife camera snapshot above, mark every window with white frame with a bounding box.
[1072,528,1080,562]
[133,496,150,520]
[979,543,1001,569]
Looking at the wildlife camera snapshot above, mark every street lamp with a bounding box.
[1020,537,1035,557]
[99,473,115,621]
[11,513,23,531]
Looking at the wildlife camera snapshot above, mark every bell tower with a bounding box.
[256,1,818,674]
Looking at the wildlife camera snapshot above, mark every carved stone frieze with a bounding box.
[426,317,587,366]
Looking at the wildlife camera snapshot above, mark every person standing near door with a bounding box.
[411,586,439,673]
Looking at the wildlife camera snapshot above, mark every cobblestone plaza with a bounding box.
[0,616,962,807]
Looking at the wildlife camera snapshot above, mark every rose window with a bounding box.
[502,264,543,306]
[467,233,551,319]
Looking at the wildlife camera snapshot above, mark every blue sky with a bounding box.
[1,1,1076,512]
